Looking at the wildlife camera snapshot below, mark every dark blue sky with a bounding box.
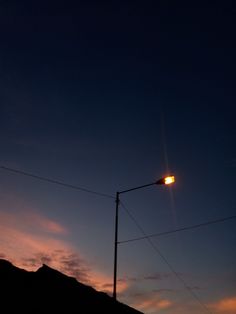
[0,1,235,313]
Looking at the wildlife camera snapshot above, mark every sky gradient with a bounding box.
[0,1,236,313]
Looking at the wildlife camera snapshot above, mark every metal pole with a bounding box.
[119,182,157,194]
[113,191,119,300]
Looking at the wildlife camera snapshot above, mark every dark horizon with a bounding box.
[0,258,143,314]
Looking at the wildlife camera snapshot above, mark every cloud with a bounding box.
[90,275,128,295]
[117,272,173,285]
[143,273,172,281]
[31,213,67,234]
[133,295,173,313]
[58,253,91,282]
[21,251,94,284]
[0,208,127,295]
[210,296,236,313]
[0,209,67,235]
[125,288,174,314]
[165,296,236,314]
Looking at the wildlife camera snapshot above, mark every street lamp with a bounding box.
[113,175,175,300]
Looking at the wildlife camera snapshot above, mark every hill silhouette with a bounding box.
[0,259,143,314]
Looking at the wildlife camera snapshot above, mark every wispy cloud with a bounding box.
[143,272,172,281]
[118,272,173,285]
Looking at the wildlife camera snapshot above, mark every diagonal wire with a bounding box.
[0,165,114,199]
[120,201,212,314]
[118,214,236,244]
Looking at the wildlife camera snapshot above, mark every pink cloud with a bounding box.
[0,210,67,235]
[210,296,236,313]
[0,222,71,269]
[0,208,128,296]
[26,211,67,234]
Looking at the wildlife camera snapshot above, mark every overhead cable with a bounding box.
[118,214,236,244]
[0,165,114,199]
[120,201,212,314]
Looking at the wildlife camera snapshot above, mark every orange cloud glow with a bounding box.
[138,298,172,311]
[210,296,236,313]
[89,273,128,295]
[131,293,173,313]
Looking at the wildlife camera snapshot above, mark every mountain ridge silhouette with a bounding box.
[0,259,143,314]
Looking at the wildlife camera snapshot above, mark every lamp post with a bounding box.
[113,175,175,300]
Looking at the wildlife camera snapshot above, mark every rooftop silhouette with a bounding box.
[0,259,143,314]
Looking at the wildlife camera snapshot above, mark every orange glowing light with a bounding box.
[164,176,175,185]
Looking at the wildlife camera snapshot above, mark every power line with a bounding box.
[0,165,114,199]
[118,214,236,244]
[120,201,212,314]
